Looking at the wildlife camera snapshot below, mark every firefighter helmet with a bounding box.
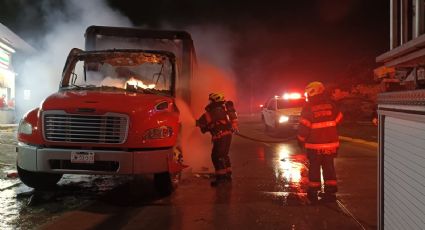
[209,92,225,102]
[305,81,325,97]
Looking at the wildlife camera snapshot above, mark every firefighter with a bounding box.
[297,82,343,203]
[196,92,238,187]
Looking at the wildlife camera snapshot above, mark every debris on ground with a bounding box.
[6,171,18,179]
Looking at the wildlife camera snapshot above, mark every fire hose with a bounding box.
[234,132,297,143]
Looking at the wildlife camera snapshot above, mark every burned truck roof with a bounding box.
[84,25,196,105]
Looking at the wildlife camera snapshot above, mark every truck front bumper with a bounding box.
[16,143,173,175]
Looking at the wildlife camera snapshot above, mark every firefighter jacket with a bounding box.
[297,95,343,154]
[196,101,238,140]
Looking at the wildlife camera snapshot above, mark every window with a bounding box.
[267,99,276,110]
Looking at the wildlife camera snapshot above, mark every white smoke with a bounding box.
[16,0,131,117]
[172,25,238,174]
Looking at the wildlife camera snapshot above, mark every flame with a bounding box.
[125,77,156,89]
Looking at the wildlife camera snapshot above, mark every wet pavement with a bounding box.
[0,116,377,230]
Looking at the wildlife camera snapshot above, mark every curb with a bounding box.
[339,136,378,148]
[0,124,18,130]
[0,124,18,127]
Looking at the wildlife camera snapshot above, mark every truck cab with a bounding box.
[16,26,196,195]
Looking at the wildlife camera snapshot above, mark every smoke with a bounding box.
[15,0,131,117]
[178,25,238,173]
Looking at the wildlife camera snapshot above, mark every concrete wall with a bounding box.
[0,110,15,124]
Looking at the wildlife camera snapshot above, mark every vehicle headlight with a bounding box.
[18,120,33,135]
[143,126,173,140]
[279,115,289,123]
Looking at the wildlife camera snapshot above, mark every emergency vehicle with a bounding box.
[16,26,196,195]
[375,1,425,229]
[261,92,304,131]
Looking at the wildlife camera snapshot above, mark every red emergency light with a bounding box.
[282,92,302,100]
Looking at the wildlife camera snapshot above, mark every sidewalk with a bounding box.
[0,123,18,129]
[339,122,377,142]
[338,122,378,147]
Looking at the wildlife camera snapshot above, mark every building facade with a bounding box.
[0,23,34,124]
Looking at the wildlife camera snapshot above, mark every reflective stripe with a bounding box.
[309,181,321,187]
[311,121,336,129]
[335,112,343,124]
[305,142,339,150]
[216,169,227,175]
[297,135,306,142]
[304,112,343,129]
[300,118,311,127]
[325,180,337,186]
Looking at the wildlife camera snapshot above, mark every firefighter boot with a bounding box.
[321,193,337,202]
[307,189,319,204]
[210,175,226,187]
[225,171,232,181]
[322,185,337,202]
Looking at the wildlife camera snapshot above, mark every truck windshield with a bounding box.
[276,99,305,109]
[63,52,174,96]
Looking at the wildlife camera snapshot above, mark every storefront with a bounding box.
[0,40,16,123]
[0,23,34,124]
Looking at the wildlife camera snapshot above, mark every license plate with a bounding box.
[71,151,95,164]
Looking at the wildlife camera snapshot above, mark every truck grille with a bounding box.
[43,111,129,144]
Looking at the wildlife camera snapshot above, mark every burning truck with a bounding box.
[16,26,196,195]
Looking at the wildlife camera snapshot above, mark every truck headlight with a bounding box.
[18,120,33,135]
[143,126,173,140]
[279,115,289,123]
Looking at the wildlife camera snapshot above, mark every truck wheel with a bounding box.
[17,165,62,189]
[154,172,173,196]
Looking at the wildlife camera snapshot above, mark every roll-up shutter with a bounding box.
[383,116,425,230]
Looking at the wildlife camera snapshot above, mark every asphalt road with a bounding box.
[0,116,377,230]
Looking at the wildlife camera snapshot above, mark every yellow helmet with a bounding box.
[208,92,225,102]
[305,81,325,97]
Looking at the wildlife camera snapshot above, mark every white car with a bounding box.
[261,93,305,131]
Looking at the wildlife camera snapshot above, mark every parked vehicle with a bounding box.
[16,26,196,195]
[261,93,305,132]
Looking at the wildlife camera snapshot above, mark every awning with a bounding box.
[0,23,35,53]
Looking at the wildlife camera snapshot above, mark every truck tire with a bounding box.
[17,165,62,189]
[154,172,173,196]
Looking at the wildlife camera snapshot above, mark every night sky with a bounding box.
[0,0,390,109]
